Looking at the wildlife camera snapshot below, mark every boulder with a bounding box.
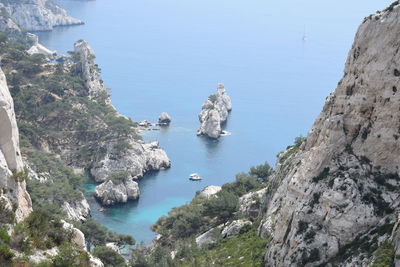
[62,194,91,221]
[195,225,224,247]
[199,185,222,198]
[221,220,252,238]
[238,187,267,217]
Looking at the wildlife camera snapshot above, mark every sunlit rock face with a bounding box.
[2,0,83,31]
[259,4,400,266]
[197,83,232,139]
[0,66,32,222]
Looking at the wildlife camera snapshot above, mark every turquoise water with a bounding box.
[37,0,392,243]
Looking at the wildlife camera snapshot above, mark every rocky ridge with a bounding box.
[197,83,232,139]
[258,3,400,266]
[1,0,83,31]
[73,40,109,101]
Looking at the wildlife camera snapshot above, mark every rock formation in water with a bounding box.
[197,83,232,139]
[158,112,171,126]
[94,177,140,206]
[257,3,400,265]
[0,66,32,222]
[0,0,83,31]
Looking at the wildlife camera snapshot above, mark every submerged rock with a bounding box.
[158,112,171,125]
[197,83,232,139]
[94,178,140,206]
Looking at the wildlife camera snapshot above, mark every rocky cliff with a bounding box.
[0,65,32,222]
[0,4,21,33]
[74,40,109,101]
[197,83,232,139]
[1,0,83,31]
[259,2,400,266]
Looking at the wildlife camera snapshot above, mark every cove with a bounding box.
[37,0,392,243]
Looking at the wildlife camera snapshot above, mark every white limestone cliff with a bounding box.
[0,66,32,222]
[197,83,232,139]
[74,40,109,101]
[2,0,83,31]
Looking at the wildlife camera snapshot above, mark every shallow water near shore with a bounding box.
[38,0,392,243]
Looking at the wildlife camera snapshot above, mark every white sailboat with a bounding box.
[189,173,202,181]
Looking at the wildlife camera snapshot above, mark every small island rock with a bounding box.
[158,112,172,125]
[94,178,140,206]
[197,83,232,139]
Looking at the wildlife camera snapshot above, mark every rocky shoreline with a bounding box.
[1,0,83,31]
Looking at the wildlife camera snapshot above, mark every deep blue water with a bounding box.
[37,0,392,244]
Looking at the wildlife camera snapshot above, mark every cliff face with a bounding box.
[0,66,32,222]
[0,4,21,33]
[260,3,400,266]
[1,0,82,31]
[197,83,232,139]
[74,40,109,101]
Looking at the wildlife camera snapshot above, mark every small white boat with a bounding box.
[189,173,202,181]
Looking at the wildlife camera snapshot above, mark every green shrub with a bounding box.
[52,243,90,267]
[208,94,217,103]
[204,190,239,221]
[371,241,394,267]
[93,246,126,267]
[312,167,330,183]
[0,199,15,224]
[0,244,14,266]
[11,167,29,182]
[249,162,273,181]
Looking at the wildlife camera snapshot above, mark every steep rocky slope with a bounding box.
[259,2,400,266]
[197,83,232,139]
[0,65,32,222]
[0,0,82,31]
[0,60,103,266]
